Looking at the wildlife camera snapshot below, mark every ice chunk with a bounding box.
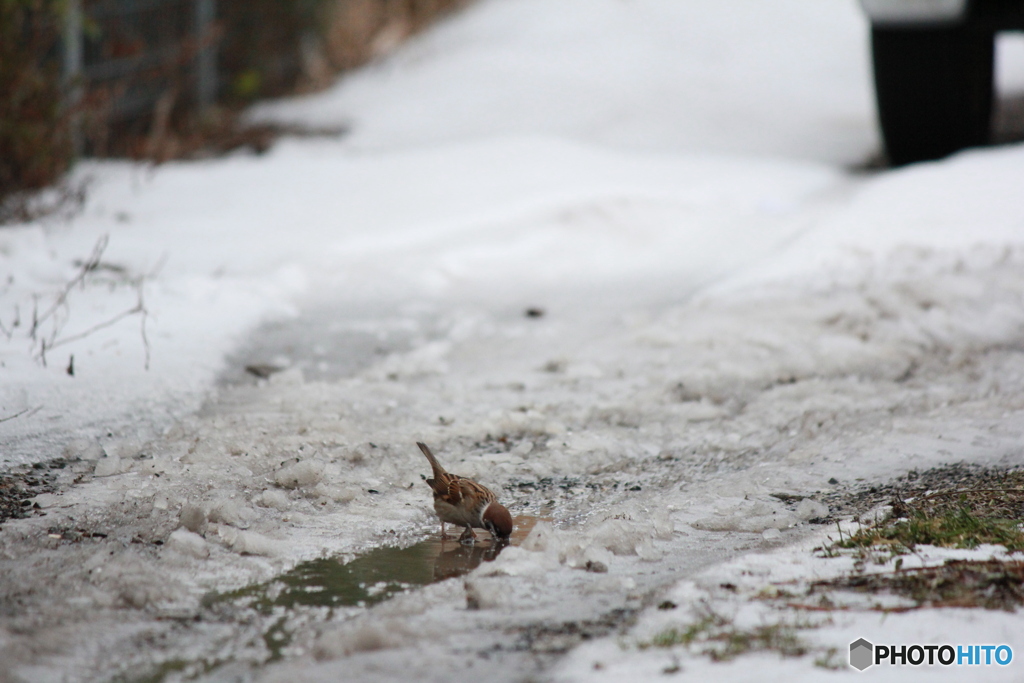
[30,493,59,509]
[473,546,557,577]
[312,483,359,503]
[511,440,534,456]
[795,499,829,521]
[93,455,123,477]
[165,528,210,559]
[260,489,290,511]
[762,528,782,540]
[135,459,170,477]
[591,519,644,556]
[213,525,280,556]
[104,439,143,459]
[91,555,187,608]
[520,521,559,554]
[651,508,676,540]
[579,544,613,570]
[179,503,208,534]
[208,498,253,527]
[692,512,796,533]
[464,576,506,609]
[232,530,280,556]
[636,538,662,561]
[65,438,104,461]
[519,522,622,571]
[692,499,797,532]
[559,535,614,570]
[275,459,325,488]
[314,620,410,659]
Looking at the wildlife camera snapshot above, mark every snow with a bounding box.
[250,0,876,164]
[2,0,1024,680]
[555,533,1024,683]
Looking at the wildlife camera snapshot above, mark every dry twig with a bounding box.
[12,234,152,369]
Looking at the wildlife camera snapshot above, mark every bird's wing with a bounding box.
[444,474,464,505]
[457,477,496,506]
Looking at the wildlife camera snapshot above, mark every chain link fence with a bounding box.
[63,0,216,154]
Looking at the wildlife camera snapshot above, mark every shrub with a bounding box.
[0,0,73,205]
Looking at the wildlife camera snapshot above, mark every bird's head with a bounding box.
[482,502,513,540]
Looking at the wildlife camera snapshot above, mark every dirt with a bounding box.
[508,607,639,655]
[0,458,71,524]
[791,463,1024,614]
[817,462,1024,522]
[810,559,1024,612]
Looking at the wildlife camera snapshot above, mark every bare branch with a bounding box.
[0,406,42,424]
[13,235,153,370]
[47,302,145,351]
[32,234,110,340]
[30,295,39,342]
[136,280,151,371]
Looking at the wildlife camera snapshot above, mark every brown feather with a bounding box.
[418,441,513,540]
[418,442,447,481]
[445,477,464,504]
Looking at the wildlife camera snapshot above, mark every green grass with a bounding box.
[814,647,842,670]
[640,613,808,661]
[812,473,1024,612]
[643,614,725,649]
[836,506,1024,554]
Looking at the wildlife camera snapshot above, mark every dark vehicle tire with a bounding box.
[871,23,995,165]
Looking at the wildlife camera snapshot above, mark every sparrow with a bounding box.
[417,441,513,543]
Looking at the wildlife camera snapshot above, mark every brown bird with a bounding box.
[417,441,513,543]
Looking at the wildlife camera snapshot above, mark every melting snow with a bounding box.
[2,0,1024,680]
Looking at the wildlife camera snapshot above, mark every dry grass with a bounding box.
[807,465,1024,612]
[810,559,1024,612]
[824,466,1024,556]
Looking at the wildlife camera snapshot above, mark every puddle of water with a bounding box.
[175,516,546,675]
[207,515,542,615]
[128,517,547,680]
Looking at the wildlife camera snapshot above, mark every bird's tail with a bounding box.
[417,442,447,480]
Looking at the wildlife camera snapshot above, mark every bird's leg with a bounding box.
[459,526,476,544]
[440,521,449,540]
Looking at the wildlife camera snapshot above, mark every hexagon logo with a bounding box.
[850,638,874,671]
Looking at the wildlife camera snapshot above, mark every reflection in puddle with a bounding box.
[146,516,546,678]
[208,515,541,615]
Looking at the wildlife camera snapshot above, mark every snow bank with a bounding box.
[252,0,875,164]
[0,136,841,466]
[555,529,1024,683]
